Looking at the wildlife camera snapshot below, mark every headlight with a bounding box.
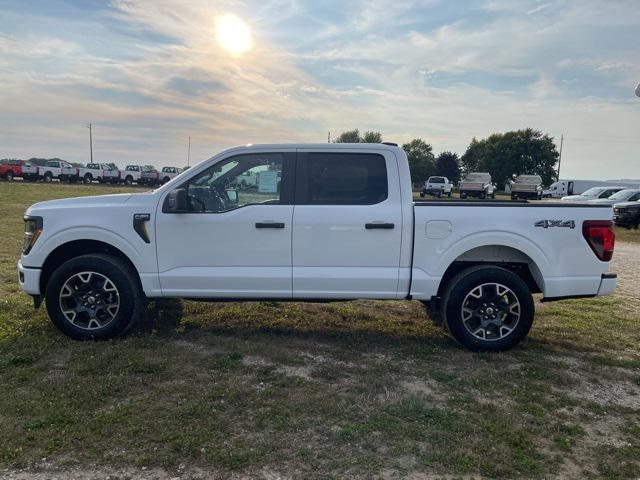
[23,216,43,254]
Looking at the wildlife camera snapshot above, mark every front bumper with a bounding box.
[18,260,41,295]
[613,213,639,226]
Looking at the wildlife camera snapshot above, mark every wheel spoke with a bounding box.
[59,271,120,331]
[460,282,521,342]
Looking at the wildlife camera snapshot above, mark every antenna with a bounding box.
[187,136,191,167]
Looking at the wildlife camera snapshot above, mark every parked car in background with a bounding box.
[459,172,495,199]
[543,180,640,198]
[21,163,39,181]
[0,160,28,181]
[613,200,640,229]
[122,165,145,185]
[64,163,120,184]
[159,167,183,184]
[38,160,74,183]
[18,143,617,352]
[510,175,543,200]
[587,189,640,206]
[562,186,626,202]
[140,166,161,186]
[420,176,452,198]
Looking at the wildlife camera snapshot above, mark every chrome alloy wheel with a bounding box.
[460,283,521,341]
[58,271,120,330]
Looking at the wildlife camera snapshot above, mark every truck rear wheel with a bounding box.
[45,254,143,340]
[124,176,133,185]
[441,266,534,351]
[43,172,53,183]
[6,171,14,181]
[83,174,92,184]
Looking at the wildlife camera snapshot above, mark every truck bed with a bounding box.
[411,200,614,301]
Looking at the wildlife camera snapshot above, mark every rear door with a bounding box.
[292,149,403,299]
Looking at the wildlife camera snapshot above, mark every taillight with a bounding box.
[582,220,615,261]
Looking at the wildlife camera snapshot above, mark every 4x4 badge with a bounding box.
[535,220,575,229]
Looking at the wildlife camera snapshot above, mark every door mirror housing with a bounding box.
[163,188,189,213]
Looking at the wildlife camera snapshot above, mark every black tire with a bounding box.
[124,176,133,185]
[460,192,467,199]
[420,192,425,198]
[6,170,14,181]
[45,254,143,340]
[83,174,92,184]
[162,177,170,184]
[480,192,486,199]
[43,172,53,183]
[511,194,516,200]
[441,266,534,352]
[447,192,452,198]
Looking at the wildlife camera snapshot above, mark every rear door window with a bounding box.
[298,153,388,205]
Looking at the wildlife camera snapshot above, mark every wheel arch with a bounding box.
[40,240,141,295]
[436,244,545,298]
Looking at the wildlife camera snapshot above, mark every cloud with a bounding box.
[0,0,638,179]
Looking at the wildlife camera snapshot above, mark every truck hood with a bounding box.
[561,194,594,201]
[26,193,134,214]
[614,201,640,208]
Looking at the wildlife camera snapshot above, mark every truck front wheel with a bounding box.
[45,254,143,340]
[83,174,92,184]
[441,266,534,351]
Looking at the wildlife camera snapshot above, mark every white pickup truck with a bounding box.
[17,144,617,351]
[62,163,121,184]
[38,160,74,182]
[420,176,453,198]
[459,172,496,199]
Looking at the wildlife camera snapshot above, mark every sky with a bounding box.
[0,0,639,179]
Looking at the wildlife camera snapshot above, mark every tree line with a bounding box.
[334,128,559,188]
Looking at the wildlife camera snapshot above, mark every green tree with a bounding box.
[460,129,559,188]
[361,130,383,143]
[334,129,383,143]
[435,151,461,184]
[402,138,435,187]
[335,129,361,143]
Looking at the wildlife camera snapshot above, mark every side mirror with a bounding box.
[163,188,188,213]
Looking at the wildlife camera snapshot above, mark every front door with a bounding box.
[292,149,403,299]
[156,150,295,298]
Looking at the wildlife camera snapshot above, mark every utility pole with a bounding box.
[187,136,191,167]
[557,134,564,180]
[87,123,93,163]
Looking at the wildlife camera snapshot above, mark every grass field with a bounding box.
[1,182,639,479]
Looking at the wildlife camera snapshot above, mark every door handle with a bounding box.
[365,222,395,229]
[255,222,285,229]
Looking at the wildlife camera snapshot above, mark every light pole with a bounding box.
[88,123,93,163]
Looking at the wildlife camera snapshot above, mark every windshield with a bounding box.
[580,187,604,196]
[608,190,636,200]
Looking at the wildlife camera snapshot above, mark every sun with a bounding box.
[216,14,252,55]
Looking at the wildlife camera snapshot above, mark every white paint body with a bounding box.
[18,144,616,303]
